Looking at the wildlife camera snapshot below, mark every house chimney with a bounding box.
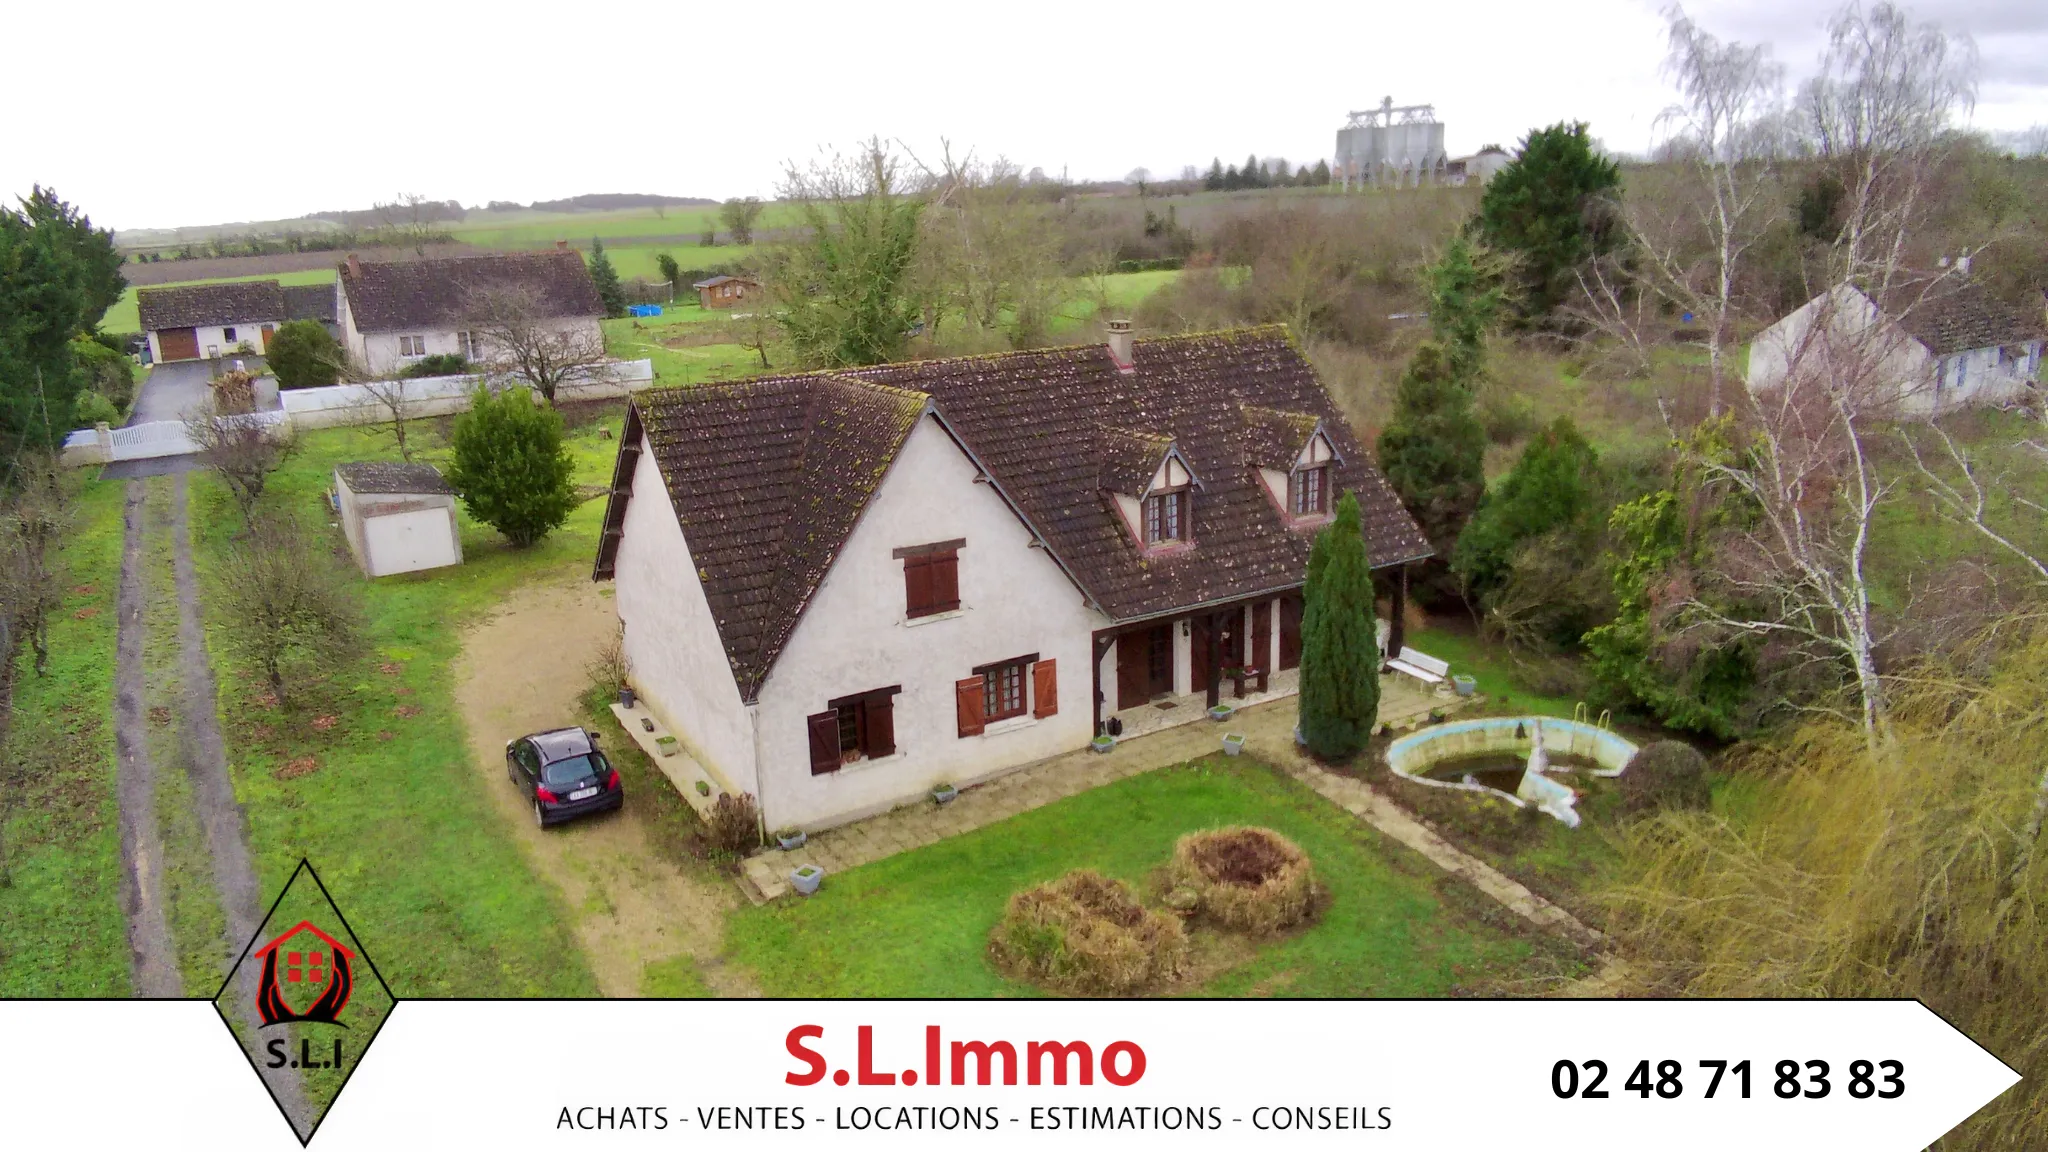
[1106,319,1136,374]
[556,239,569,251]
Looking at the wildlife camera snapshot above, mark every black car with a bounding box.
[506,727,623,828]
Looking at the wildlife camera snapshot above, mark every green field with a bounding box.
[103,269,335,335]
[446,204,799,249]
[725,755,1560,997]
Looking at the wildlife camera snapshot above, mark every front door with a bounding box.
[260,324,276,350]
[1188,616,1209,695]
[1116,632,1150,711]
[1252,600,1273,673]
[1278,594,1304,670]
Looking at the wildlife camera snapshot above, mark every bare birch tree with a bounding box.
[465,283,609,404]
[1679,2,1978,751]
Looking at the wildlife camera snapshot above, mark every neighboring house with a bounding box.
[1747,281,2046,416]
[593,323,1431,833]
[333,462,463,578]
[336,248,604,377]
[138,280,291,363]
[692,274,760,310]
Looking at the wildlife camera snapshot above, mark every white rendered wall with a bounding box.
[613,441,760,798]
[352,317,603,377]
[752,416,1106,831]
[147,320,283,362]
[1746,286,1933,412]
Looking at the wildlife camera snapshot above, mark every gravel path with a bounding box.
[167,475,310,1131]
[112,481,181,997]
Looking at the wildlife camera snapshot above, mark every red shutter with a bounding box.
[807,711,840,775]
[864,697,896,758]
[904,554,933,616]
[931,551,960,612]
[955,676,986,737]
[1032,659,1058,718]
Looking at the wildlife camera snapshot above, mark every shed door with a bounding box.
[158,327,200,361]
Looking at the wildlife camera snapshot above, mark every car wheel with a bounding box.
[533,799,547,829]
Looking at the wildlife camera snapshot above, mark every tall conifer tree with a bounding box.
[1299,492,1380,759]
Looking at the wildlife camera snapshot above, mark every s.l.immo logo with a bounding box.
[252,920,357,1027]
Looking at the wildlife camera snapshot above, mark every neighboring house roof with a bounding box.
[283,283,337,324]
[628,374,930,700]
[136,280,286,331]
[610,325,1430,699]
[339,251,602,333]
[692,274,751,289]
[335,461,456,496]
[1894,281,2047,357]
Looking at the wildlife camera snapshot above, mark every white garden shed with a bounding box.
[334,462,464,578]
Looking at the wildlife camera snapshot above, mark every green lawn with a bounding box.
[103,269,335,335]
[446,204,801,248]
[181,417,626,996]
[1405,624,1580,718]
[726,755,1558,997]
[0,478,131,995]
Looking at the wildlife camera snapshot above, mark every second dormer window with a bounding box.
[1144,489,1187,544]
[1292,466,1328,516]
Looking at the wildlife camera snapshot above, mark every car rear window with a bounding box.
[541,752,606,788]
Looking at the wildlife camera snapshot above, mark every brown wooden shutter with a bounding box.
[1033,659,1058,718]
[864,697,896,758]
[904,554,933,616]
[806,711,840,775]
[931,551,960,612]
[955,675,986,737]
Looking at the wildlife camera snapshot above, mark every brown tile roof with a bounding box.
[136,280,286,331]
[609,326,1429,696]
[632,375,929,700]
[282,283,337,325]
[339,251,602,333]
[1238,404,1324,470]
[1894,281,2047,356]
[335,461,454,496]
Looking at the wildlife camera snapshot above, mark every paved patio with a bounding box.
[732,663,1603,959]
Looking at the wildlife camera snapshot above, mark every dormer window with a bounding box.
[1291,466,1327,516]
[1144,489,1188,544]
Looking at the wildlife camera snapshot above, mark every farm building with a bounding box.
[692,275,760,310]
[1445,146,1511,187]
[592,322,1431,833]
[1747,279,2046,417]
[336,247,604,377]
[334,461,464,578]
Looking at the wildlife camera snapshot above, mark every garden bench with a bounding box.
[1386,647,1450,685]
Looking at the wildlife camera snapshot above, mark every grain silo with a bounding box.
[1335,98,1448,189]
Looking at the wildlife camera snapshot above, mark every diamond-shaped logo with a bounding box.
[214,860,396,1145]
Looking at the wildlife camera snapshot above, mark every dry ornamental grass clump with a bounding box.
[989,870,1187,995]
[1166,826,1320,935]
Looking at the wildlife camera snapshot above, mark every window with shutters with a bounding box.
[896,539,963,619]
[958,655,1055,736]
[806,687,899,773]
[985,660,1026,721]
[1143,489,1187,544]
[1291,466,1327,515]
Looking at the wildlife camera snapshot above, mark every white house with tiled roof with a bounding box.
[1748,280,2045,416]
[592,324,1431,834]
[336,248,603,377]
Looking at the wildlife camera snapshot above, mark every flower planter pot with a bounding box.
[1091,734,1116,754]
[1221,732,1246,757]
[618,685,636,709]
[789,865,824,896]
[776,830,807,852]
[693,779,711,797]
[1208,705,1234,722]
[1451,674,1477,697]
[932,783,959,805]
[655,735,679,758]
[1428,709,1446,724]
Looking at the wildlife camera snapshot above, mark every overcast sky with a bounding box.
[5,0,2042,232]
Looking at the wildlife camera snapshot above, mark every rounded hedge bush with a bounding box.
[1166,826,1319,935]
[1618,740,1712,815]
[989,870,1186,995]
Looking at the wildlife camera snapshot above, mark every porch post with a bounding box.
[1091,631,1116,736]
[1387,565,1408,663]
[1204,609,1224,709]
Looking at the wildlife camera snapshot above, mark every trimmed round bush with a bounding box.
[989,870,1187,995]
[1618,740,1712,815]
[1166,826,1319,935]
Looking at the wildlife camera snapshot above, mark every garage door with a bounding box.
[157,327,200,361]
